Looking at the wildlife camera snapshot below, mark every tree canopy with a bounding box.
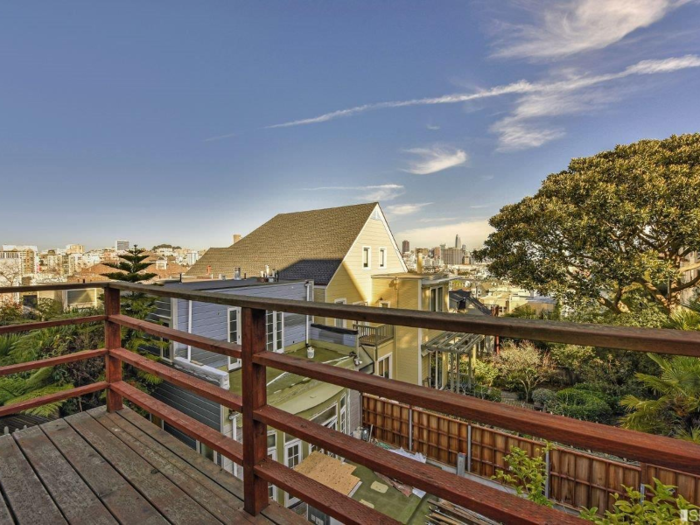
[474,134,700,313]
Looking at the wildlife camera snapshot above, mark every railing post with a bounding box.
[241,307,269,515]
[104,286,123,412]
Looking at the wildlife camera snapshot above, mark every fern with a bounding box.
[3,384,74,417]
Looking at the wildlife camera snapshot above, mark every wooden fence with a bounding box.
[362,394,700,514]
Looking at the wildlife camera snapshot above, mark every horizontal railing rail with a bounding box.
[2,281,700,524]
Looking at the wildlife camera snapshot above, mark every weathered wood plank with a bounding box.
[0,434,66,525]
[0,490,12,525]
[116,408,303,525]
[90,409,254,524]
[13,425,116,525]
[64,411,221,525]
[41,418,166,525]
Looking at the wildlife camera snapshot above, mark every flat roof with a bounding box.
[163,277,306,291]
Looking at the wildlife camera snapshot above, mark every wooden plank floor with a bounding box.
[0,407,303,525]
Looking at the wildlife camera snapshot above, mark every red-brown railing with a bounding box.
[2,281,700,524]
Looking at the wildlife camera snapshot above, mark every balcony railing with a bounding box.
[1,281,700,524]
[354,323,395,346]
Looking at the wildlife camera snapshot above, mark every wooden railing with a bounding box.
[2,282,700,524]
[354,323,395,346]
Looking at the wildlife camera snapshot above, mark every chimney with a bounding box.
[232,234,242,244]
[234,267,242,280]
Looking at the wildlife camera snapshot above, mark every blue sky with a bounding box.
[1,1,699,251]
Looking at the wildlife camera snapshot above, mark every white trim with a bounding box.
[266,311,285,353]
[227,307,242,370]
[378,247,387,269]
[362,246,371,270]
[377,353,392,379]
[418,284,423,385]
[284,438,303,506]
[187,300,193,361]
[334,299,347,328]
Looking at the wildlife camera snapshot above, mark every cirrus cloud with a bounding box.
[402,146,468,175]
[386,203,433,216]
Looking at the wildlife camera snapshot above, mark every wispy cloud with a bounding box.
[426,124,441,130]
[397,220,494,249]
[418,216,458,223]
[304,184,404,201]
[386,203,433,216]
[493,0,690,60]
[265,55,700,147]
[402,146,468,175]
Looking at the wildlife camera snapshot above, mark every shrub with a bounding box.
[550,388,612,423]
[532,388,556,409]
[494,443,553,507]
[471,385,502,402]
[581,478,698,523]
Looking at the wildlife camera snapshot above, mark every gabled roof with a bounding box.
[187,202,380,285]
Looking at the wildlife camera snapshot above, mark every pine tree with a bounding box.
[101,246,157,283]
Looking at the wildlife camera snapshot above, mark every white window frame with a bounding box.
[334,299,346,329]
[267,433,278,501]
[227,307,242,370]
[362,246,371,270]
[340,395,347,435]
[377,353,392,379]
[284,438,302,506]
[379,247,387,269]
[266,311,284,353]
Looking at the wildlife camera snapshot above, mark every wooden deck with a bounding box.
[0,407,302,525]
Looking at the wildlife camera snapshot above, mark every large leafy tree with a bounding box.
[474,134,700,314]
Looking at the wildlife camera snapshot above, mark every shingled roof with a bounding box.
[187,202,380,285]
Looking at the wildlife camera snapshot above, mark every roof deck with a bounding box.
[2,281,700,524]
[0,406,300,525]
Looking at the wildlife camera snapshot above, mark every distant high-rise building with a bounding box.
[115,240,130,252]
[455,235,461,248]
[444,247,465,266]
[402,240,410,253]
[65,244,85,255]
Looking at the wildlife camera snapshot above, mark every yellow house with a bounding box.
[188,202,475,390]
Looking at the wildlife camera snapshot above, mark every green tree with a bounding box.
[492,342,554,402]
[620,354,700,442]
[550,344,595,385]
[474,134,700,314]
[101,246,164,395]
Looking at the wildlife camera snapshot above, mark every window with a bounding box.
[340,395,347,435]
[430,286,444,312]
[310,406,338,456]
[284,438,302,506]
[379,247,387,269]
[266,311,284,352]
[362,246,371,269]
[267,433,278,501]
[334,299,346,328]
[228,308,241,370]
[377,354,392,379]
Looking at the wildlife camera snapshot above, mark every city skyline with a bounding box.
[2,1,700,250]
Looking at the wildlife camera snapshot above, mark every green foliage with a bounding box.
[474,134,700,314]
[621,354,700,441]
[581,478,699,524]
[4,384,75,417]
[550,388,613,423]
[492,342,554,402]
[101,247,157,283]
[471,385,502,402]
[550,345,595,385]
[494,443,553,507]
[532,388,556,409]
[472,358,499,388]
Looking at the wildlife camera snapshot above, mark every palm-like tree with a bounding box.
[621,354,700,442]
